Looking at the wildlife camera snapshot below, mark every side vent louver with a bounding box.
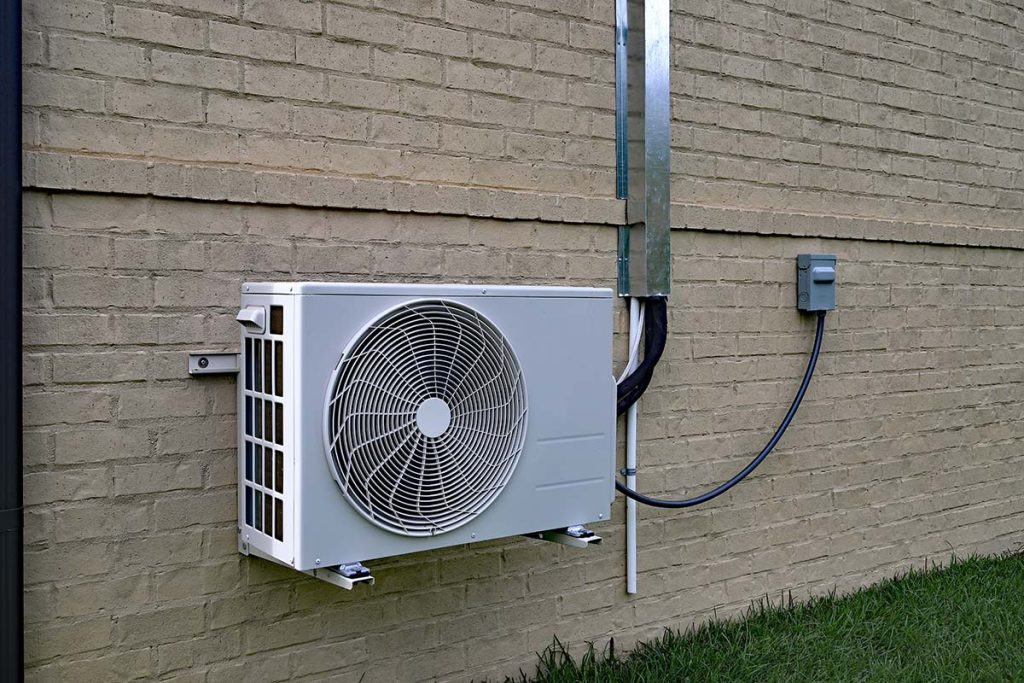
[243,304,285,542]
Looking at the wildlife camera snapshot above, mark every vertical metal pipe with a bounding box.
[0,0,24,678]
[614,0,631,289]
[625,299,640,594]
[618,0,671,298]
[614,0,629,202]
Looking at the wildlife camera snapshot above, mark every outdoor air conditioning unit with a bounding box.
[236,283,615,587]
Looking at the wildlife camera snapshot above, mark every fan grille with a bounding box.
[325,299,528,536]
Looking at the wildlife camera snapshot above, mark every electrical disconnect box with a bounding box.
[796,254,837,311]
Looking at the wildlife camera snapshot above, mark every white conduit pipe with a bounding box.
[625,297,640,594]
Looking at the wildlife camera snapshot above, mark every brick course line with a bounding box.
[23,151,1024,251]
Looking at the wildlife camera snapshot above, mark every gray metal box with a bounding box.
[796,254,837,311]
[237,283,615,571]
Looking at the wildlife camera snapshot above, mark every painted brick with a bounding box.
[168,0,238,16]
[536,45,591,76]
[207,93,291,132]
[292,105,369,141]
[54,426,150,464]
[153,50,240,91]
[440,124,504,155]
[244,64,324,102]
[53,352,149,384]
[22,30,46,66]
[472,35,533,69]
[26,616,113,663]
[296,37,371,73]
[112,82,204,123]
[386,0,443,19]
[114,461,204,496]
[514,11,568,44]
[111,6,206,50]
[24,468,110,505]
[446,0,507,32]
[117,606,205,647]
[325,5,404,45]
[24,232,108,269]
[370,114,439,146]
[447,60,508,95]
[403,23,470,58]
[329,76,401,110]
[242,0,321,32]
[23,71,104,113]
[53,275,153,309]
[373,49,443,84]
[49,35,148,79]
[18,0,1024,681]
[27,0,106,33]
[210,21,295,61]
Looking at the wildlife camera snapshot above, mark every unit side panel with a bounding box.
[491,296,615,531]
[238,293,295,565]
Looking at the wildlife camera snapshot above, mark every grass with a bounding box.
[510,550,1024,682]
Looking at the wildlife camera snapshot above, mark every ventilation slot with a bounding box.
[242,305,286,542]
[325,299,528,537]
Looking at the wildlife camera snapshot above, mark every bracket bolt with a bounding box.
[315,559,321,566]
[198,357,209,369]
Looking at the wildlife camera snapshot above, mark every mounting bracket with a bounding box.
[241,537,374,590]
[187,352,239,376]
[526,525,602,549]
[305,563,375,590]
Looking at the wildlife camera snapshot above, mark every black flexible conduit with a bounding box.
[615,307,826,509]
[616,297,668,415]
[0,0,23,677]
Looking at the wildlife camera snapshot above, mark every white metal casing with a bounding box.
[238,282,615,571]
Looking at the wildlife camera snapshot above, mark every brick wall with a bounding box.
[20,0,1024,681]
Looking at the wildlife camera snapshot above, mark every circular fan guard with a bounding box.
[324,299,528,536]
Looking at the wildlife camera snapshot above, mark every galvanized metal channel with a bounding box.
[615,0,672,298]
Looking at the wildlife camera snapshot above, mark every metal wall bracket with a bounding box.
[305,563,375,590]
[188,352,239,376]
[526,525,602,549]
[241,539,374,590]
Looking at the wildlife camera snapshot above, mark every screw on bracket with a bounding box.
[188,352,240,376]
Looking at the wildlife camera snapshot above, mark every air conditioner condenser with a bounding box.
[236,283,615,584]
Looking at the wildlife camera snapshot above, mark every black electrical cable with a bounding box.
[616,310,827,509]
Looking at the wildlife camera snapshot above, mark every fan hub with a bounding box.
[415,397,452,438]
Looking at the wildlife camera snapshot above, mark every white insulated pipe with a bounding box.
[625,297,640,594]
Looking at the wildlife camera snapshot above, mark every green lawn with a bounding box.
[512,551,1024,682]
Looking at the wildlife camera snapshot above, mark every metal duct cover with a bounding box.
[324,299,528,536]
